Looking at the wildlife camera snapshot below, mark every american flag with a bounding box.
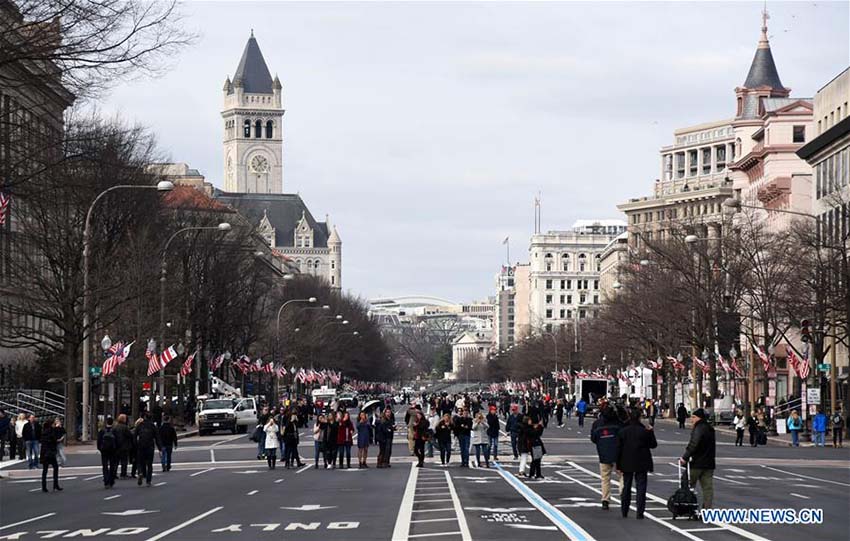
[209,354,224,372]
[262,362,274,374]
[730,357,744,377]
[754,346,771,372]
[103,341,129,376]
[180,351,196,377]
[668,356,685,372]
[276,364,287,378]
[694,357,709,374]
[146,349,162,376]
[235,355,251,374]
[0,189,10,226]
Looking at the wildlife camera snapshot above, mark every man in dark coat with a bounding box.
[485,405,501,461]
[680,408,716,509]
[676,403,688,429]
[590,406,623,510]
[158,416,178,472]
[617,408,657,519]
[135,413,162,487]
[505,404,522,459]
[375,408,395,468]
[97,416,119,488]
[0,409,9,461]
[113,414,134,479]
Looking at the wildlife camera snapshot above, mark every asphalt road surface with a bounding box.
[1,407,848,541]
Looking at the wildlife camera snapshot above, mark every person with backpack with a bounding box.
[786,410,803,447]
[576,398,588,427]
[832,407,845,448]
[98,416,119,488]
[679,408,716,510]
[158,416,178,472]
[812,408,828,447]
[616,408,657,519]
[590,405,623,510]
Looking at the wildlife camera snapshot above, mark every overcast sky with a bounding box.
[101,1,848,303]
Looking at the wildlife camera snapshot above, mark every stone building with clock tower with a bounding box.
[214,32,342,290]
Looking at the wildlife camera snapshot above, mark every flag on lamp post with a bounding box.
[180,351,196,377]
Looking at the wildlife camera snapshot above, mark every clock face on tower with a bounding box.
[250,155,269,174]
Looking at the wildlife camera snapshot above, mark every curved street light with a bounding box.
[80,181,174,441]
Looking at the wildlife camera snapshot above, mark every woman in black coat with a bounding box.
[39,420,62,492]
[616,408,656,519]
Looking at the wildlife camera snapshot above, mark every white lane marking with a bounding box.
[789,493,810,500]
[211,433,244,447]
[411,508,454,513]
[104,494,122,500]
[492,463,596,541]
[190,467,215,477]
[247,490,259,495]
[408,532,462,539]
[210,449,216,463]
[154,482,166,486]
[0,458,27,470]
[444,471,472,541]
[10,477,78,483]
[85,474,102,481]
[761,465,850,487]
[416,487,448,492]
[28,488,42,492]
[684,527,728,532]
[568,462,773,541]
[391,462,419,541]
[0,512,56,531]
[274,478,284,483]
[715,475,748,486]
[295,464,312,474]
[143,506,223,541]
[410,518,457,524]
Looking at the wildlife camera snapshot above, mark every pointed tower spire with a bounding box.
[232,32,274,94]
[743,5,784,90]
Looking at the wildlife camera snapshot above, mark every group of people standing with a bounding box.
[0,411,66,470]
[97,412,178,488]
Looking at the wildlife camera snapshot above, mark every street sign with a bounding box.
[817,363,830,371]
[806,388,821,403]
[89,366,102,376]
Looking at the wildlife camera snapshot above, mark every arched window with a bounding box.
[544,253,553,272]
[254,120,262,138]
[243,119,251,138]
[561,253,570,271]
[265,120,274,139]
[578,253,587,272]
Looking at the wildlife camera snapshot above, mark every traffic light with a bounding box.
[801,319,811,343]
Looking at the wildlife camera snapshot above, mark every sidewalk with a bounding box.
[657,417,816,447]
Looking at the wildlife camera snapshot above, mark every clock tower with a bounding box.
[222,32,284,193]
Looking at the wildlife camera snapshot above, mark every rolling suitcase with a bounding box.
[667,461,699,520]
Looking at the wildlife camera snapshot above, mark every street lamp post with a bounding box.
[81,181,174,441]
[275,297,318,362]
[159,223,232,403]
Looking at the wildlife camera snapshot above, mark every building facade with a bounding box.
[494,265,516,350]
[214,33,341,289]
[528,220,626,333]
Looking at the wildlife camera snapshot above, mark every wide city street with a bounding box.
[2,403,847,541]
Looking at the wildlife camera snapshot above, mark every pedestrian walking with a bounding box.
[679,408,716,510]
[528,419,545,479]
[404,404,418,456]
[647,400,657,427]
[747,412,759,447]
[97,417,119,488]
[506,404,521,459]
[356,412,372,468]
[471,412,490,468]
[453,408,473,467]
[134,413,162,487]
[786,410,803,447]
[413,410,430,468]
[263,416,279,469]
[14,413,27,461]
[486,405,500,461]
[812,408,828,447]
[23,414,41,469]
[676,403,688,429]
[616,408,657,519]
[255,406,270,459]
[517,416,532,477]
[39,419,62,493]
[590,405,622,510]
[555,399,564,428]
[733,410,746,446]
[52,419,67,467]
[337,411,355,469]
[158,416,178,471]
[282,414,300,468]
[114,414,133,479]
[576,398,588,428]
[435,413,453,466]
[832,407,845,448]
[376,408,395,468]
